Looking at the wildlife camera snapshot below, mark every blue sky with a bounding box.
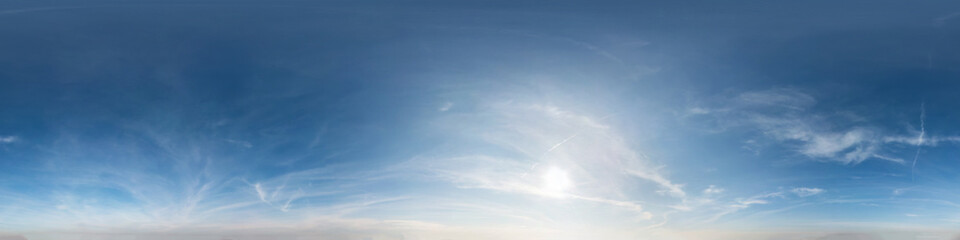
[2,1,960,240]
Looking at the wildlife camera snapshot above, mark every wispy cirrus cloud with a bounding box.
[0,117,403,233]
[704,191,785,223]
[685,88,960,165]
[0,135,17,144]
[418,101,685,222]
[934,11,960,26]
[438,102,454,112]
[703,185,725,195]
[792,187,825,197]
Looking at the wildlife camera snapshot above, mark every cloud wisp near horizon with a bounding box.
[3,1,960,240]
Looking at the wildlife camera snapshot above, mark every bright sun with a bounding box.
[542,166,572,195]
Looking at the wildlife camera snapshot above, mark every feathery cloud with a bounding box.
[703,185,725,195]
[0,136,18,144]
[686,88,958,165]
[792,187,825,197]
[421,101,684,220]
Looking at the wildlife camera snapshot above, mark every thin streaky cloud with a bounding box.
[912,102,926,179]
[0,136,17,143]
[791,187,825,197]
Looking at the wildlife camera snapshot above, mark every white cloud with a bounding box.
[254,183,267,203]
[705,191,783,223]
[750,115,899,165]
[892,188,907,195]
[792,187,825,197]
[280,189,303,212]
[226,139,253,148]
[736,88,816,110]
[438,102,454,112]
[703,185,724,195]
[935,11,960,26]
[0,135,18,144]
[687,107,712,115]
[688,88,951,165]
[422,101,684,220]
[625,169,686,198]
[883,135,960,146]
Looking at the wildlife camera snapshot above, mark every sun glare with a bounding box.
[542,166,572,196]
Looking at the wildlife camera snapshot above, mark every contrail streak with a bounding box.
[912,102,925,180]
[521,132,581,178]
[545,133,580,154]
[523,112,618,177]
